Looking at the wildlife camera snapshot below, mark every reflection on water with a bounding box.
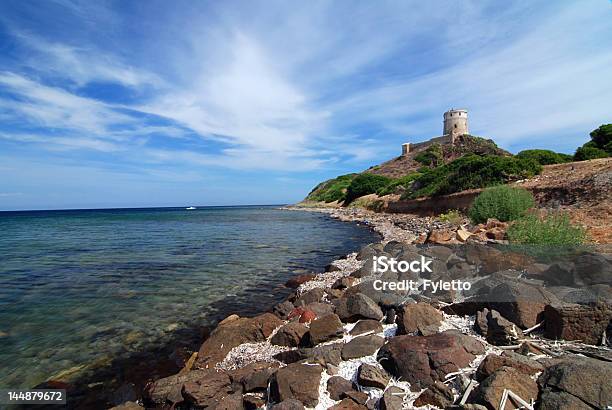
[0,206,378,388]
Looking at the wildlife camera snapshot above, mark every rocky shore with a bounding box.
[120,207,611,410]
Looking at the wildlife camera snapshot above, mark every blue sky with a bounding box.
[0,0,611,210]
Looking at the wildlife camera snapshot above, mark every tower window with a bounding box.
[454,124,457,128]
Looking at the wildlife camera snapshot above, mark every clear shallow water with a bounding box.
[0,206,377,388]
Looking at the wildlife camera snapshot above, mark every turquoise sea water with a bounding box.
[0,206,378,389]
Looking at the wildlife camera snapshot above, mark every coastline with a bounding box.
[136,206,611,410]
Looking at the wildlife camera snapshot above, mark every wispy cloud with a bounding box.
[0,0,610,208]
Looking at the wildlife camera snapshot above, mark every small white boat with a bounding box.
[186,206,196,210]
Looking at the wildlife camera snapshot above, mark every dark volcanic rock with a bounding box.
[356,243,383,261]
[243,395,265,410]
[270,363,323,407]
[181,369,233,408]
[345,280,407,308]
[357,364,390,389]
[379,386,405,410]
[385,308,396,324]
[270,399,305,410]
[294,288,325,306]
[474,308,489,336]
[475,352,543,382]
[544,302,612,345]
[377,330,485,390]
[349,319,383,336]
[336,293,384,322]
[329,398,368,410]
[472,367,538,410]
[309,313,344,345]
[229,362,280,392]
[309,342,344,367]
[196,313,283,368]
[145,369,228,405]
[574,252,612,286]
[538,356,612,409]
[304,302,335,317]
[413,381,454,408]
[273,301,295,319]
[396,302,443,336]
[214,391,244,410]
[341,335,385,360]
[327,376,357,401]
[485,309,524,345]
[271,322,309,347]
[343,390,369,405]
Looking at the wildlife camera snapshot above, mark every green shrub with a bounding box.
[469,185,535,224]
[507,212,586,245]
[573,124,612,161]
[414,143,443,166]
[516,149,572,165]
[438,209,463,225]
[345,173,392,204]
[405,154,542,199]
[589,124,612,153]
[306,174,356,203]
[376,172,421,196]
[574,145,608,161]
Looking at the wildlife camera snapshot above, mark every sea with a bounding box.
[0,206,378,390]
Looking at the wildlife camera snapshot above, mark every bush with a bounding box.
[574,145,608,161]
[589,124,612,153]
[438,209,463,225]
[345,173,392,204]
[507,212,586,245]
[376,172,421,196]
[516,149,572,165]
[306,174,356,203]
[414,143,443,167]
[469,185,535,224]
[405,154,542,199]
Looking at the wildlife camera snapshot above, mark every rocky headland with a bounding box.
[115,206,612,410]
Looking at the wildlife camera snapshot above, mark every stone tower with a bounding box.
[443,109,468,143]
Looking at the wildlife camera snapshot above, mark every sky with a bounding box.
[0,0,611,210]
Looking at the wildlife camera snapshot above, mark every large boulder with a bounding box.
[270,363,323,407]
[485,309,524,346]
[345,280,407,308]
[308,313,344,345]
[294,288,325,306]
[271,322,309,347]
[145,369,230,406]
[444,278,559,329]
[349,319,383,336]
[181,370,234,408]
[475,352,543,382]
[573,252,612,286]
[396,302,443,336]
[379,386,405,410]
[377,330,485,390]
[357,364,390,389]
[196,313,283,368]
[471,366,539,410]
[413,381,454,408]
[544,302,612,345]
[327,376,357,401]
[229,361,280,392]
[538,356,612,409]
[341,335,385,360]
[336,293,384,322]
